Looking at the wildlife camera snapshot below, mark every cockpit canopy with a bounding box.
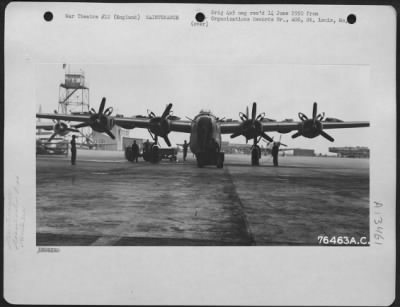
[195,109,215,119]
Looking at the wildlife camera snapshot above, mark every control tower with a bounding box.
[58,66,90,114]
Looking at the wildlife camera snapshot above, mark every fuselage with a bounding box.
[189,111,222,155]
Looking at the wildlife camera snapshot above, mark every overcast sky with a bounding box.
[36,63,370,154]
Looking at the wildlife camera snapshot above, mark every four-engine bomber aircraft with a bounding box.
[36,97,369,168]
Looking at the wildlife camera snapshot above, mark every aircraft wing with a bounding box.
[219,121,242,134]
[315,121,370,129]
[261,121,369,133]
[36,122,54,130]
[36,113,193,133]
[219,120,369,134]
[113,117,192,133]
[36,113,92,123]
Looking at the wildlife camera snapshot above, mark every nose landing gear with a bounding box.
[195,140,225,168]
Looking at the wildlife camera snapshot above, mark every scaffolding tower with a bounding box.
[58,68,90,114]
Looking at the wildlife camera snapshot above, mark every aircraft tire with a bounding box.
[196,154,204,168]
[251,148,260,166]
[216,155,224,168]
[150,146,159,163]
[125,147,134,162]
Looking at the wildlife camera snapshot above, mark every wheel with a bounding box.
[150,145,160,163]
[196,154,204,168]
[251,148,260,166]
[216,154,224,168]
[125,147,133,162]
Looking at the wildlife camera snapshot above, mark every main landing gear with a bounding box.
[251,144,261,166]
[143,143,161,163]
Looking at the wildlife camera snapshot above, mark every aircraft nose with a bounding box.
[197,116,212,133]
[197,117,213,149]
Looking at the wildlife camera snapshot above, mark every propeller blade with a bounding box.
[104,129,115,139]
[312,102,317,119]
[319,130,334,142]
[67,128,79,132]
[316,112,325,121]
[251,102,257,121]
[292,132,302,139]
[246,106,249,119]
[280,143,288,147]
[256,112,265,121]
[98,97,106,114]
[261,132,273,143]
[163,135,171,147]
[161,103,173,119]
[104,107,113,116]
[230,132,242,139]
[298,112,308,121]
[239,112,248,121]
[75,123,90,128]
[48,133,57,142]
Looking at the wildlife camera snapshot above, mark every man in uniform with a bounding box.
[271,141,279,167]
[131,140,139,163]
[182,140,190,161]
[70,135,77,165]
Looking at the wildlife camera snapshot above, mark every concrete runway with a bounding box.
[36,150,369,246]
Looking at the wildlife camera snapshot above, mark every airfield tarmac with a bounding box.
[36,150,369,246]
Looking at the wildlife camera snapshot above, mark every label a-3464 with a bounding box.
[317,235,369,246]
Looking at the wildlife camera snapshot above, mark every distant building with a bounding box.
[292,149,315,157]
[221,142,252,154]
[329,146,369,158]
[91,126,130,151]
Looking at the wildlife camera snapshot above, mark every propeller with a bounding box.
[48,110,79,141]
[278,135,287,147]
[147,103,173,147]
[231,102,273,145]
[292,102,334,142]
[75,97,115,139]
[262,135,288,147]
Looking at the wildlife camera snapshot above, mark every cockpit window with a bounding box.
[199,109,213,115]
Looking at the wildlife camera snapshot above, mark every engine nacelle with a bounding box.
[297,120,322,138]
[149,117,170,137]
[90,114,115,132]
[241,120,263,140]
[54,122,69,136]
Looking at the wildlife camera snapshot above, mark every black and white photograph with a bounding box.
[4,3,396,305]
[35,63,371,247]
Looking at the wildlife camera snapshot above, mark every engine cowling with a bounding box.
[292,102,335,142]
[231,102,273,145]
[146,103,173,146]
[75,98,116,139]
